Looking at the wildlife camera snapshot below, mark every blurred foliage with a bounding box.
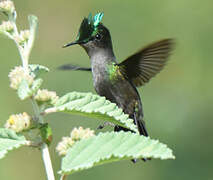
[0,0,212,179]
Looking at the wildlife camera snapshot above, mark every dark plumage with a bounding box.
[61,13,174,139]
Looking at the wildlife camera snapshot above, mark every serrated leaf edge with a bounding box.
[54,92,138,132]
[60,131,175,175]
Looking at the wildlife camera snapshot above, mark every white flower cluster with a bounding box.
[5,112,31,133]
[8,66,34,90]
[71,127,95,141]
[15,30,30,45]
[0,0,15,14]
[56,127,95,156]
[35,89,59,105]
[0,21,13,33]
[56,137,75,156]
[0,1,30,46]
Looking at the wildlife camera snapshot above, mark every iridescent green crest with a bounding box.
[76,12,104,43]
[93,13,104,26]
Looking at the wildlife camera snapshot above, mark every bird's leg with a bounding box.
[97,122,115,129]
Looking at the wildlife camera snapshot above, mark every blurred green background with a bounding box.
[0,0,213,179]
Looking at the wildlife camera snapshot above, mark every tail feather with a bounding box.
[114,113,148,136]
[137,119,148,137]
[133,111,148,137]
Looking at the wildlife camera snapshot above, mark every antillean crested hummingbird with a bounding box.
[61,13,174,139]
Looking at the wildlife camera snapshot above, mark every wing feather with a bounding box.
[119,39,174,87]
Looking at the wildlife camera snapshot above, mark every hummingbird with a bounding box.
[61,13,174,137]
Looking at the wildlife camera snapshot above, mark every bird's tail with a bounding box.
[137,119,148,137]
[114,114,148,136]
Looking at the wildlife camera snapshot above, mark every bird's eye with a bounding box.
[95,33,102,40]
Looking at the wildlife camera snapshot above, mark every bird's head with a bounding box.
[63,13,113,56]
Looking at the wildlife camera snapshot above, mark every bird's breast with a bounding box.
[92,68,140,108]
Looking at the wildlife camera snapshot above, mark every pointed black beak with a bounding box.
[63,39,88,48]
[63,41,79,48]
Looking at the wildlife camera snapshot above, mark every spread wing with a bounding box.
[118,39,174,87]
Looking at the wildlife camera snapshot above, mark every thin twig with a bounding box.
[60,174,67,180]
[41,143,55,180]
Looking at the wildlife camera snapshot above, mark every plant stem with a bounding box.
[60,175,67,180]
[41,143,55,180]
[31,99,55,180]
[10,17,29,73]
[10,11,55,180]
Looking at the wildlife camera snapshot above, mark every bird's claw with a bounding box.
[97,122,115,130]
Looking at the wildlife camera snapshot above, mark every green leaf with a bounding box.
[17,78,43,100]
[39,123,53,146]
[29,64,49,78]
[0,128,28,159]
[51,92,137,132]
[60,131,175,175]
[31,78,43,93]
[17,79,32,100]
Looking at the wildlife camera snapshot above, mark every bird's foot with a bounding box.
[131,159,138,163]
[141,157,151,162]
[97,122,115,129]
[131,157,151,163]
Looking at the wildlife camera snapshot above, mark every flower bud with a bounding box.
[8,66,34,90]
[56,137,75,156]
[35,89,59,105]
[5,112,31,133]
[0,21,14,34]
[15,30,30,45]
[71,127,95,141]
[56,127,95,156]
